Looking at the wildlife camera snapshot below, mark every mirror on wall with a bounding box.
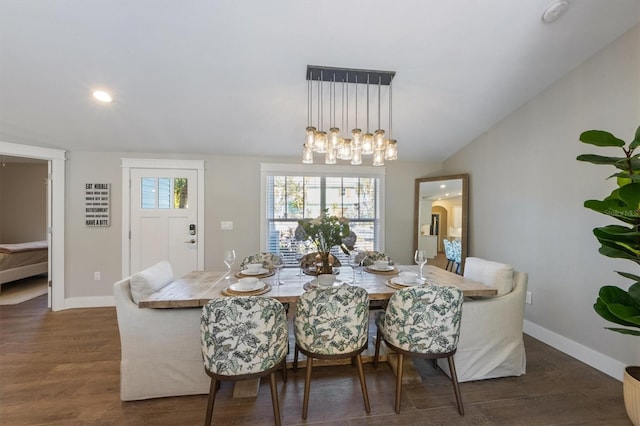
[413,174,469,273]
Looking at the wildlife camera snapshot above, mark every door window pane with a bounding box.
[141,177,189,209]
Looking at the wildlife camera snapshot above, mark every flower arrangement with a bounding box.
[297,209,350,253]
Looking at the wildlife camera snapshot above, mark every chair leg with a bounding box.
[281,358,287,383]
[269,372,282,426]
[302,357,313,420]
[447,356,465,415]
[204,378,218,426]
[374,328,382,369]
[394,353,404,414]
[293,346,299,372]
[355,354,371,413]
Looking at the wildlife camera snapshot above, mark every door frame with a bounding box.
[0,141,66,311]
[121,158,205,278]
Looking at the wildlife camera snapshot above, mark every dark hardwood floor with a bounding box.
[0,294,631,425]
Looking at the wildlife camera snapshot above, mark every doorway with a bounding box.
[121,159,205,278]
[0,141,65,311]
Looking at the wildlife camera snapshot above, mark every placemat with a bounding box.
[234,270,275,279]
[365,266,399,275]
[222,283,272,297]
[384,279,406,290]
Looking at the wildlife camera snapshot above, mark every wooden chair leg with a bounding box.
[395,353,404,414]
[204,378,218,426]
[447,356,465,415]
[269,372,282,426]
[302,357,313,420]
[355,354,371,413]
[281,358,287,383]
[293,346,299,371]
[374,328,382,368]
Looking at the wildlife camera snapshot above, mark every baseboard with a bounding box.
[524,320,625,382]
[63,295,115,310]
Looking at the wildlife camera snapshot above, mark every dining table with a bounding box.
[138,263,496,398]
[138,263,497,309]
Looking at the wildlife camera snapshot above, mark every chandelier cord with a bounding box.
[366,74,370,133]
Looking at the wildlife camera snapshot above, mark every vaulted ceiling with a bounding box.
[1,1,638,163]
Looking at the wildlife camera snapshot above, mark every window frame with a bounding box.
[260,163,386,259]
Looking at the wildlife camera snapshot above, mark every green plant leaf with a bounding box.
[595,225,640,237]
[599,285,638,306]
[598,244,640,264]
[618,183,640,209]
[604,327,640,336]
[594,298,635,327]
[585,199,638,224]
[629,125,640,150]
[608,304,640,325]
[616,271,640,282]
[579,130,626,147]
[577,154,627,166]
[629,282,640,305]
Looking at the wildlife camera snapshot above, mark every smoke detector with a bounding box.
[542,0,569,23]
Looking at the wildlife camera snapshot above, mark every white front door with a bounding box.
[129,168,200,278]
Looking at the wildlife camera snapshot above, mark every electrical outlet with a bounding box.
[526,291,533,305]
[220,221,233,230]
[94,272,101,281]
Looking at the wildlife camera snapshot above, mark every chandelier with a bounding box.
[302,65,397,166]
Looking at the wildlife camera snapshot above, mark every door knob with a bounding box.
[185,239,196,244]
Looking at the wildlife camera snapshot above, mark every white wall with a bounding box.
[443,25,640,370]
[0,162,47,242]
[62,151,440,302]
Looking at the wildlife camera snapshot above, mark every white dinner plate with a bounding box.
[308,279,343,288]
[241,267,269,276]
[390,277,425,287]
[369,265,395,271]
[230,281,266,292]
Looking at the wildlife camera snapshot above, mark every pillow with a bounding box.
[129,261,174,304]
[463,257,514,296]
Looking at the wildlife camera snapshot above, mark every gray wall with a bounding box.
[0,162,47,242]
[442,26,639,367]
[63,151,441,298]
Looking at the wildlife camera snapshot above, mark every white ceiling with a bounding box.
[1,1,638,163]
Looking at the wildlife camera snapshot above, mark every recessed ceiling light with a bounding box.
[439,184,446,188]
[92,90,113,103]
[542,0,569,23]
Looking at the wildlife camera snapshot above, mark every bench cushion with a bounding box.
[130,261,174,304]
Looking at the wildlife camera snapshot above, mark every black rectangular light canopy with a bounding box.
[306,65,395,85]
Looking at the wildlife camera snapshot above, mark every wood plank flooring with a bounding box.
[0,295,631,425]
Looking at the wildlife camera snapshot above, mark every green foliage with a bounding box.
[297,209,350,253]
[578,125,640,336]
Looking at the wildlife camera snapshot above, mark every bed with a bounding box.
[0,240,48,292]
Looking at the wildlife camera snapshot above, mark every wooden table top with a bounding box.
[138,264,497,309]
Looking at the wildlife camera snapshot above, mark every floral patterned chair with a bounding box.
[374,285,465,415]
[239,252,281,270]
[293,284,371,420]
[200,297,289,426]
[355,250,391,267]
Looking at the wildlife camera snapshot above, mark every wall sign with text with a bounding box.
[85,183,110,226]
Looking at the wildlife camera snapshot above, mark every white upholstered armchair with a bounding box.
[437,257,528,382]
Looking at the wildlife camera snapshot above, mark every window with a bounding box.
[141,177,189,209]
[261,164,385,266]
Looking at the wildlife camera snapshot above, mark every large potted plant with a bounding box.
[577,125,640,425]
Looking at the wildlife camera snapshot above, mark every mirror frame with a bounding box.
[413,173,469,272]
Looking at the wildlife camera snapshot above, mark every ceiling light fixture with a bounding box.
[302,65,397,166]
[92,90,113,103]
